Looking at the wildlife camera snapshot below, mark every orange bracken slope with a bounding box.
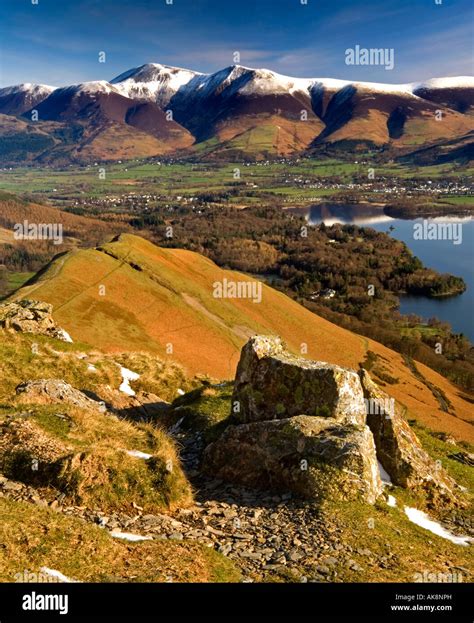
[12,233,473,442]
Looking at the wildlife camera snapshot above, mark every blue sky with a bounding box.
[0,0,472,86]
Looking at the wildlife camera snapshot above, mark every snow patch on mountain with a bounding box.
[119,366,140,396]
[64,81,121,96]
[110,531,152,542]
[377,461,393,486]
[40,567,80,583]
[125,449,153,460]
[310,77,416,95]
[238,68,313,96]
[0,83,57,97]
[404,507,472,546]
[412,76,474,91]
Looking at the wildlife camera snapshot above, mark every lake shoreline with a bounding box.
[291,202,473,341]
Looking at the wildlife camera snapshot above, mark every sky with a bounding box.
[0,0,473,87]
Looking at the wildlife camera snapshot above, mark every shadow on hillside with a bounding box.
[113,401,171,423]
[191,476,297,509]
[113,402,302,509]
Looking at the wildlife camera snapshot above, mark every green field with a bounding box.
[0,158,472,208]
[6,272,35,293]
[442,195,474,205]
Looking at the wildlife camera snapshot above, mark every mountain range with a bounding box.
[0,63,473,163]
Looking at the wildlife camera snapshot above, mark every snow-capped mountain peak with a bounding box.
[63,80,121,95]
[111,63,202,107]
[112,62,201,84]
[0,83,58,115]
[234,67,313,95]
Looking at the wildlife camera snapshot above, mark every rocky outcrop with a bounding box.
[359,369,460,506]
[232,335,366,425]
[16,379,105,411]
[203,336,382,504]
[203,415,382,504]
[0,300,72,342]
[204,336,463,507]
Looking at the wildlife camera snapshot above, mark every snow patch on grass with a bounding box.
[404,507,472,546]
[110,531,152,542]
[119,366,140,396]
[40,567,79,583]
[125,449,153,460]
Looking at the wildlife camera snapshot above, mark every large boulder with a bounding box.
[203,415,383,504]
[16,379,105,412]
[232,335,366,425]
[359,369,460,506]
[0,300,73,342]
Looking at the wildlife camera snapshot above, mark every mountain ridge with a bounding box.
[9,232,474,443]
[4,65,472,103]
[0,64,472,163]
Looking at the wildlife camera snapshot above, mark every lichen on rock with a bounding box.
[0,299,72,342]
[203,336,464,509]
[203,415,383,504]
[203,335,382,504]
[232,335,366,425]
[16,379,105,412]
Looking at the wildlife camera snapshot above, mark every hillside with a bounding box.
[0,82,194,164]
[0,192,123,289]
[0,311,471,585]
[312,84,473,151]
[0,191,117,241]
[10,232,473,442]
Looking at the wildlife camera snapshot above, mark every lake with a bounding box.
[288,203,474,341]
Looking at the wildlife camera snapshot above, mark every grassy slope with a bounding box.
[198,114,325,159]
[11,232,474,442]
[0,330,194,513]
[0,497,239,582]
[0,342,470,584]
[0,191,118,240]
[322,421,473,582]
[0,330,238,583]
